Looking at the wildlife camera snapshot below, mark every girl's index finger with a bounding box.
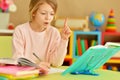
[64,18,68,27]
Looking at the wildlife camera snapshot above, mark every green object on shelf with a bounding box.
[62,46,120,76]
[75,41,79,56]
[80,39,86,54]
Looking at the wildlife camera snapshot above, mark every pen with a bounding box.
[33,53,41,62]
[33,53,50,69]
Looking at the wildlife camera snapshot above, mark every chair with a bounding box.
[0,36,12,58]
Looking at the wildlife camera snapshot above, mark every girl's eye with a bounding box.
[41,13,46,15]
[51,13,54,16]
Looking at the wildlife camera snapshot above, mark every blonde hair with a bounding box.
[29,0,57,21]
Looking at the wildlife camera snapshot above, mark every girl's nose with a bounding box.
[45,14,51,20]
[45,15,49,20]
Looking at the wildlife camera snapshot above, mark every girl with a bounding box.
[12,0,71,74]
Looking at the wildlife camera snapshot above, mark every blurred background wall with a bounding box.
[10,0,120,31]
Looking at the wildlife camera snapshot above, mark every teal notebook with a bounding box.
[62,45,120,76]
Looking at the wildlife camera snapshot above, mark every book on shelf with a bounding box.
[75,40,79,56]
[80,39,86,54]
[76,38,89,56]
[76,37,82,56]
[84,39,89,50]
[91,40,97,46]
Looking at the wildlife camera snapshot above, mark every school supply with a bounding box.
[0,57,39,68]
[0,73,38,80]
[49,67,65,74]
[0,65,40,79]
[62,42,120,76]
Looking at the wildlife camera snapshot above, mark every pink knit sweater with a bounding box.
[12,22,68,67]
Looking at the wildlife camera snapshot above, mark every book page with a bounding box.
[105,42,120,48]
[105,42,120,58]
[17,58,39,68]
[0,58,17,65]
[48,67,65,74]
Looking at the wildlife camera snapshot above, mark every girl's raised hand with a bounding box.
[61,18,71,40]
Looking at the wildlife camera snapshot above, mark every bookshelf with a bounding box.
[0,29,13,36]
[73,31,101,59]
[63,31,120,71]
[63,31,73,66]
[101,32,120,71]
[101,32,120,45]
[63,31,101,64]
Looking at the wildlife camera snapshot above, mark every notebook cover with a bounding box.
[0,65,39,76]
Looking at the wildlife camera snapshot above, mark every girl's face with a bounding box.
[33,3,55,29]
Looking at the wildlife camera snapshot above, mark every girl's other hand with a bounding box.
[38,62,50,75]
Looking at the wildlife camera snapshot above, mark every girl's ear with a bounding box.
[32,13,35,16]
[32,12,36,16]
[32,11,37,16]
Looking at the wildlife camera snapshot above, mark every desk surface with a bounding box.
[29,66,120,80]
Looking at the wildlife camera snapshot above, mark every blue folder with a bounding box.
[62,46,120,76]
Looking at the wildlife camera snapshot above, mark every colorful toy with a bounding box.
[89,12,105,31]
[105,9,116,32]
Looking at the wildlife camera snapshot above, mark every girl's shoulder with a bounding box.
[15,22,29,30]
[14,22,30,33]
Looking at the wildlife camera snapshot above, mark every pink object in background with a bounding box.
[0,0,16,12]
[6,0,14,5]
[0,0,9,12]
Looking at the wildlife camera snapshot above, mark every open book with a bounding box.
[62,42,120,76]
[105,42,120,48]
[0,57,39,68]
[105,42,120,58]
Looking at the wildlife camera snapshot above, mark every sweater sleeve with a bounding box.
[46,30,69,67]
[12,27,25,59]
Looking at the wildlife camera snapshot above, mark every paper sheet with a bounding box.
[48,67,65,74]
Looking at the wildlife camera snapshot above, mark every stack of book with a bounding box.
[0,58,40,79]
